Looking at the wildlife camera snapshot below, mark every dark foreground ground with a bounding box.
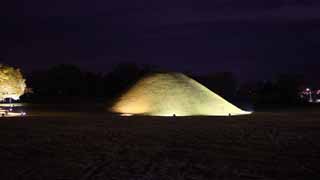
[0,105,320,180]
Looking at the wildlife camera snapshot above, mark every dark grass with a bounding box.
[0,105,320,179]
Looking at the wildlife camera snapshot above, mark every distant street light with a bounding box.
[306,88,313,102]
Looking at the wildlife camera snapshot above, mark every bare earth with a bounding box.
[0,106,320,180]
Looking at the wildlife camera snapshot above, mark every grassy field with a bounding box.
[0,105,320,179]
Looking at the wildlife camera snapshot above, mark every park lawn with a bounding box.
[0,107,320,179]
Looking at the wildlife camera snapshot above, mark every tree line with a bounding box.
[21,62,310,109]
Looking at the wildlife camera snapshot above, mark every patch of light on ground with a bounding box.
[120,113,133,116]
[0,108,27,117]
[0,103,26,107]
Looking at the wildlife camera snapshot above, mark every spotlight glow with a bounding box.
[120,113,133,116]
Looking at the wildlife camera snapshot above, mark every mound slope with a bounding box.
[111,73,251,116]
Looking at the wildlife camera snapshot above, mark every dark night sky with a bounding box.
[2,0,320,81]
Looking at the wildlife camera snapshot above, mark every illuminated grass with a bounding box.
[112,73,251,116]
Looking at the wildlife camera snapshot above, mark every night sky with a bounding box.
[2,0,320,81]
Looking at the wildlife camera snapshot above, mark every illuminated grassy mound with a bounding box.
[111,73,251,116]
